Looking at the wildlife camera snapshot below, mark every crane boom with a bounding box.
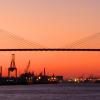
[25,60,30,73]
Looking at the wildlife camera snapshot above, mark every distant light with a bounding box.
[36,79,39,81]
[38,77,41,79]
[74,78,77,82]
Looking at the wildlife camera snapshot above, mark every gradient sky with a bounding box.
[0,0,100,47]
[0,0,100,78]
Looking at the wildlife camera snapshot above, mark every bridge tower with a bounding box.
[8,54,17,77]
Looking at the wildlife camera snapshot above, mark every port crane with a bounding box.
[8,54,17,77]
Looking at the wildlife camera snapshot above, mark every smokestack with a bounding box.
[44,68,46,76]
[0,66,2,77]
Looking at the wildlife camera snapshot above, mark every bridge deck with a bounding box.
[0,49,100,51]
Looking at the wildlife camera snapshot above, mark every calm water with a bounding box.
[0,84,100,100]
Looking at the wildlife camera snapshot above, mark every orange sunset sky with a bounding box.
[0,0,100,78]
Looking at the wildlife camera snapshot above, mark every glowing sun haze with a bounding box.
[0,0,100,78]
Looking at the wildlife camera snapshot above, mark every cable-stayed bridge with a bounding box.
[0,29,44,49]
[0,29,100,51]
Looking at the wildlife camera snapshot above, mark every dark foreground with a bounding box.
[0,83,100,100]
